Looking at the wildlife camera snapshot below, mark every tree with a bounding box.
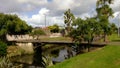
[70,17,101,51]
[30,28,46,39]
[0,13,32,42]
[96,0,114,42]
[48,24,60,33]
[70,18,85,42]
[110,23,117,33]
[31,28,46,36]
[64,9,75,35]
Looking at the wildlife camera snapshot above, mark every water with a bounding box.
[10,45,77,68]
[10,44,103,68]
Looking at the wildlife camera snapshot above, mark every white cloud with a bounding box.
[110,0,120,11]
[19,8,64,27]
[110,11,120,27]
[52,0,79,10]
[39,8,49,15]
[17,0,48,5]
[0,0,120,27]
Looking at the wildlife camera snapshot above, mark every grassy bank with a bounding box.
[48,45,120,68]
[7,46,25,57]
[7,45,33,57]
[108,34,120,42]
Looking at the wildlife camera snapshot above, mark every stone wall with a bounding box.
[16,43,34,54]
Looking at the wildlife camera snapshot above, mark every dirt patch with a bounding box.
[115,59,120,66]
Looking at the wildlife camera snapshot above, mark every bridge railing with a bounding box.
[6,34,34,41]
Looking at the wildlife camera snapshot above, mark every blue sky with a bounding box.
[0,0,120,27]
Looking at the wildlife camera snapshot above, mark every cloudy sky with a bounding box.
[0,0,120,27]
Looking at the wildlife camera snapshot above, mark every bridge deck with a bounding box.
[10,39,107,47]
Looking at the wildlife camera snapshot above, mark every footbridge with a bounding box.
[10,39,106,47]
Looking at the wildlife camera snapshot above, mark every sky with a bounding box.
[0,0,120,27]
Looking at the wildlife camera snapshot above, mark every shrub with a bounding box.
[31,29,46,35]
[0,41,7,57]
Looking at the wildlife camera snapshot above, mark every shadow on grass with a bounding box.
[111,40,120,42]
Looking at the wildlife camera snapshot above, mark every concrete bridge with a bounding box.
[7,34,106,54]
[8,39,107,60]
[10,39,106,47]
[6,34,106,47]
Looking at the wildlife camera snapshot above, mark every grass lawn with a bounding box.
[40,37,72,42]
[48,45,120,68]
[108,34,120,42]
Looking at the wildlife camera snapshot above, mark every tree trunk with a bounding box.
[103,33,107,42]
[87,41,91,52]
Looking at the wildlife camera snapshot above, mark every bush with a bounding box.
[0,41,7,57]
[31,29,46,35]
[48,24,60,33]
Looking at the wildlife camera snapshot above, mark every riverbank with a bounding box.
[48,45,120,68]
[7,45,34,57]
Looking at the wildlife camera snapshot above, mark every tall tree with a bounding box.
[96,0,114,42]
[0,13,32,42]
[64,9,75,35]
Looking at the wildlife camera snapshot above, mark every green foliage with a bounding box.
[0,13,32,41]
[70,17,101,43]
[48,24,60,33]
[67,0,115,43]
[110,23,118,33]
[0,41,7,57]
[31,28,46,36]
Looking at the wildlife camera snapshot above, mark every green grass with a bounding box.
[48,45,120,68]
[108,34,120,42]
[40,37,72,42]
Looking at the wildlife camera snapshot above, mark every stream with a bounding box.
[10,44,102,68]
[10,45,77,68]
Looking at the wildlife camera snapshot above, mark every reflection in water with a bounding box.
[11,46,47,68]
[52,46,76,63]
[10,45,76,68]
